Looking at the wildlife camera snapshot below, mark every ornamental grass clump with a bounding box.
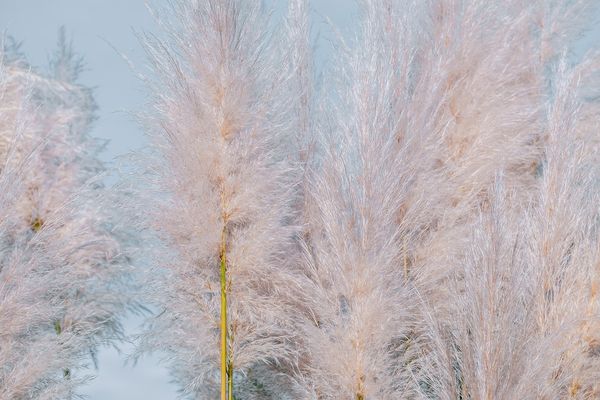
[0,36,130,399]
[128,1,600,399]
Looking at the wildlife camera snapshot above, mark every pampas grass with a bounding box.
[6,1,600,399]
[128,0,600,399]
[0,35,130,399]
[130,1,306,398]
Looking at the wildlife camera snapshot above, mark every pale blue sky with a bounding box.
[1,1,599,399]
[0,1,353,398]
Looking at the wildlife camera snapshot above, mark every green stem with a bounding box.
[220,225,228,400]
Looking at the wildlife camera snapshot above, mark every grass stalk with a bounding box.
[220,223,228,400]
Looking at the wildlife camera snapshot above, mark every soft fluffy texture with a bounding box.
[131,1,308,398]
[0,37,130,399]
[130,1,600,399]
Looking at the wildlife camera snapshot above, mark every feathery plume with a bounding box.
[297,1,419,398]
[132,1,305,398]
[0,36,129,399]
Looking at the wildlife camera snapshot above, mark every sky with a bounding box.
[1,1,600,399]
[0,1,353,398]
